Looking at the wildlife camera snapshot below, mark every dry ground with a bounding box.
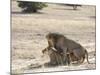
[11,1,96,74]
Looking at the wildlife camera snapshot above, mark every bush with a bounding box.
[17,1,47,13]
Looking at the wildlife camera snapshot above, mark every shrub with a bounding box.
[17,1,47,13]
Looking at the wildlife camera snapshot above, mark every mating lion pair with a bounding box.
[42,33,90,66]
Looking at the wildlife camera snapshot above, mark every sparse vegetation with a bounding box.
[17,1,47,13]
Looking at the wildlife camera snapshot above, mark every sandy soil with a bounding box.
[11,1,96,74]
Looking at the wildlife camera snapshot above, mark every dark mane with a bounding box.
[46,33,66,39]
